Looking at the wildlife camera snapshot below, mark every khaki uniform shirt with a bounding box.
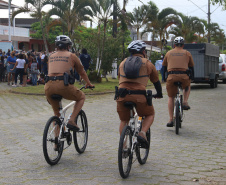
[162,47,194,71]
[48,51,84,76]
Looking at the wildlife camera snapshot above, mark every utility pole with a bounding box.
[188,0,212,43]
[8,0,11,41]
[208,0,211,43]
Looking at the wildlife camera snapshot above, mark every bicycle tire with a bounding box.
[43,116,64,165]
[175,100,180,135]
[136,128,150,165]
[118,126,133,178]
[73,110,88,154]
[180,94,183,128]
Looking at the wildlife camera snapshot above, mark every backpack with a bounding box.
[123,56,147,79]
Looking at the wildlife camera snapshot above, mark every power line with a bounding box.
[187,0,207,14]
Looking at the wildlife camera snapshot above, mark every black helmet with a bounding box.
[174,36,184,46]
[55,35,72,48]
[127,40,146,53]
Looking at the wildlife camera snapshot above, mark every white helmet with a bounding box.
[127,40,146,53]
[55,35,72,47]
[174,36,184,46]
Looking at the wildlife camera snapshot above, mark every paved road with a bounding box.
[0,82,225,185]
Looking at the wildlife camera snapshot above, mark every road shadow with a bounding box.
[191,84,212,90]
[191,81,226,90]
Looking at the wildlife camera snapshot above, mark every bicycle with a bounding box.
[173,82,184,135]
[118,94,158,178]
[43,86,92,165]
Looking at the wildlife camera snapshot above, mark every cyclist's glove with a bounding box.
[188,67,194,80]
[153,80,163,98]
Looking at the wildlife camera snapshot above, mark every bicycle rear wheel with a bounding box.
[175,100,180,135]
[118,126,133,178]
[43,116,64,165]
[136,128,150,165]
[73,110,88,154]
[180,94,183,128]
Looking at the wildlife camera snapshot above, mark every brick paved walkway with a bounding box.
[0,82,225,185]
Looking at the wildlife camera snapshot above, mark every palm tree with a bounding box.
[142,1,178,51]
[209,22,225,44]
[25,0,51,55]
[46,0,94,38]
[11,6,30,24]
[122,0,128,13]
[169,13,207,43]
[92,0,117,75]
[129,4,149,40]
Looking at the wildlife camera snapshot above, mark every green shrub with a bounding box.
[87,70,102,83]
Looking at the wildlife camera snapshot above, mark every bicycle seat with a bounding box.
[124,102,136,109]
[174,82,182,87]
[51,94,63,101]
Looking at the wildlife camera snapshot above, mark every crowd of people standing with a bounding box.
[0,49,48,86]
[0,47,92,87]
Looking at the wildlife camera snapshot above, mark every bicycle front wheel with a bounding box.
[73,110,88,154]
[175,100,180,135]
[136,128,150,165]
[43,116,64,165]
[118,126,133,179]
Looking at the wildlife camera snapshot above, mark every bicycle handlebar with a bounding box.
[80,86,95,90]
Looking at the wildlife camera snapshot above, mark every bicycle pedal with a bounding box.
[137,141,149,149]
[55,137,59,144]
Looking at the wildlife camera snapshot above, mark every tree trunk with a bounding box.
[113,0,117,38]
[40,18,49,55]
[98,22,107,76]
[96,23,101,73]
[137,28,139,40]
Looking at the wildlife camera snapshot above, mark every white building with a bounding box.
[0,0,30,51]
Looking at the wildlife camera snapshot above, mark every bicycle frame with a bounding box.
[128,108,140,155]
[173,85,184,121]
[57,101,76,143]
[58,86,88,123]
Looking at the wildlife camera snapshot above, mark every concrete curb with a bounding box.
[9,89,115,96]
[8,84,164,96]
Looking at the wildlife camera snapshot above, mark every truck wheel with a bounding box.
[210,80,215,88]
[223,79,226,84]
[210,76,218,88]
[214,76,218,88]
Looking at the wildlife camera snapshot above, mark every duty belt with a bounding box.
[168,71,187,75]
[46,76,64,82]
[118,88,146,97]
[125,90,146,95]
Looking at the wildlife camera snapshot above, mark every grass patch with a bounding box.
[10,77,119,95]
[10,73,162,95]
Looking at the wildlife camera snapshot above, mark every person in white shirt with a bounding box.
[11,54,26,87]
[41,51,46,73]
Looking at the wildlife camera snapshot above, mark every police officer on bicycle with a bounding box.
[162,36,194,127]
[115,40,163,146]
[44,35,94,131]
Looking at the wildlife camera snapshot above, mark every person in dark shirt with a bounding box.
[7,49,10,56]
[79,48,91,72]
[0,54,4,82]
[78,48,91,84]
